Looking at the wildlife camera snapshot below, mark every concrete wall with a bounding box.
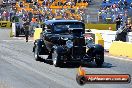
[109,41,132,58]
[85,24,116,31]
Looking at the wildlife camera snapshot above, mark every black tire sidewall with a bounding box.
[34,46,40,61]
[52,49,61,67]
[95,52,104,67]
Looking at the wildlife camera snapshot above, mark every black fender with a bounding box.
[33,39,40,52]
[93,44,104,53]
[52,46,67,55]
[93,44,104,66]
[33,39,49,55]
[87,44,104,57]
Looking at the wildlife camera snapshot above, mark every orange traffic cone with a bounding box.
[109,26,112,30]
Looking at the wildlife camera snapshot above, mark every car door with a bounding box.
[43,25,54,51]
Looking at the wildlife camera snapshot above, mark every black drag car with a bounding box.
[33,20,104,67]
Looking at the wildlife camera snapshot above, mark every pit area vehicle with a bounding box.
[13,21,37,37]
[33,20,104,67]
[15,22,25,37]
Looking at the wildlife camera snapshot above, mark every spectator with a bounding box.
[31,16,37,30]
[28,11,33,22]
[49,0,54,3]
[0,13,2,21]
[115,23,125,42]
[23,20,30,42]
[33,0,37,5]
[19,2,23,7]
[43,0,48,6]
[122,13,128,24]
[115,22,132,42]
[106,0,110,3]
[125,23,132,32]
[115,15,122,30]
[118,0,123,5]
[58,0,63,6]
[26,0,32,3]
[130,3,132,9]
[112,14,116,22]
[42,0,46,6]
[74,0,77,5]
[103,0,106,3]
[124,0,128,6]
[2,10,6,20]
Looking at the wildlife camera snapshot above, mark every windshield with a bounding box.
[53,22,83,33]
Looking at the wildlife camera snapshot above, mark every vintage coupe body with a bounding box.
[33,20,104,67]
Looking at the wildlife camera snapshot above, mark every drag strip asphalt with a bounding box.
[0,29,132,88]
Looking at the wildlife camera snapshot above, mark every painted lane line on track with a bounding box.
[11,37,34,43]
[12,37,34,41]
[105,54,132,62]
[2,40,34,42]
[2,40,25,42]
[1,55,75,88]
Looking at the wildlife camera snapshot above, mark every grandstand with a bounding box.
[99,0,132,24]
[14,0,89,21]
[2,0,131,24]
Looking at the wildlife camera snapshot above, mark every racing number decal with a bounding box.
[0,23,7,27]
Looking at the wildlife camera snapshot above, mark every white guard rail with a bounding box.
[87,29,132,51]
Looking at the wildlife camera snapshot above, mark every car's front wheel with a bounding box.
[95,52,104,67]
[52,49,62,67]
[34,46,41,61]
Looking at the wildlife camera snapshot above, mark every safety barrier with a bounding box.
[85,32,104,47]
[87,29,114,50]
[126,32,132,42]
[98,30,116,51]
[109,41,132,58]
[0,21,12,28]
[88,29,132,51]
[95,33,104,47]
[85,24,116,31]
[33,28,42,41]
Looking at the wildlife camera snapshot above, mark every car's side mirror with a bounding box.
[45,29,52,34]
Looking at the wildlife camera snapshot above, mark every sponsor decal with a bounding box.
[0,22,12,28]
[76,66,131,85]
[0,23,7,27]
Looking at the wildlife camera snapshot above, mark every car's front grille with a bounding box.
[73,37,85,46]
[72,37,86,59]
